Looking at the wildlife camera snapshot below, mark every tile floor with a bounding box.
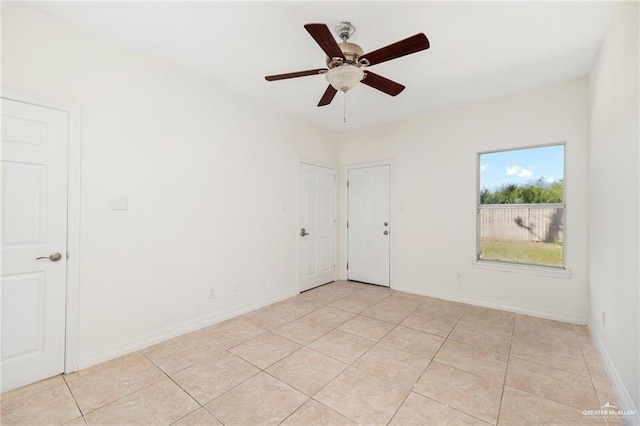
[1,281,624,425]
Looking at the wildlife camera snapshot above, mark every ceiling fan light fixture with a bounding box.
[325,65,364,92]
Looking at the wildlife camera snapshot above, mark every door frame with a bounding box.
[342,160,394,287]
[296,158,338,292]
[2,87,81,374]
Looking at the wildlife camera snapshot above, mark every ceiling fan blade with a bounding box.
[360,33,430,66]
[318,85,338,107]
[361,71,405,96]
[304,23,345,60]
[265,68,327,81]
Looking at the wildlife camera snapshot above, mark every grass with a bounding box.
[479,239,564,267]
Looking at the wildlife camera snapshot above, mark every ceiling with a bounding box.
[30,1,616,133]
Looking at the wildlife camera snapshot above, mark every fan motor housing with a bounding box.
[326,42,364,68]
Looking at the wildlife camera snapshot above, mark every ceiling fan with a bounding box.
[265,22,430,107]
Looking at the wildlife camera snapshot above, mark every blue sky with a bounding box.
[479,145,564,191]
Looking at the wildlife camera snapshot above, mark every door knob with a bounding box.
[36,252,63,262]
[384,222,388,226]
[300,228,309,237]
[383,230,389,235]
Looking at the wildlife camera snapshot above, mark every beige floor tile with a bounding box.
[462,305,516,327]
[352,343,430,389]
[84,378,198,425]
[66,352,165,413]
[241,306,297,330]
[514,314,575,337]
[338,315,395,341]
[415,304,466,323]
[360,301,416,324]
[202,319,266,349]
[307,329,375,364]
[302,306,356,328]
[63,416,87,425]
[7,283,618,426]
[580,342,609,379]
[510,336,589,377]
[400,309,459,337]
[314,366,410,425]
[143,335,224,374]
[174,407,223,425]
[449,319,513,354]
[435,339,508,383]
[414,361,502,424]
[205,372,308,426]
[506,357,599,410]
[281,399,356,426]
[379,326,444,359]
[296,291,345,306]
[171,351,259,404]
[272,317,333,345]
[421,298,469,319]
[329,295,380,314]
[390,392,488,425]
[512,324,581,353]
[63,352,142,383]
[592,375,621,409]
[498,386,599,425]
[1,374,66,400]
[1,383,81,426]
[230,332,301,369]
[266,348,347,396]
[271,299,322,319]
[297,285,354,305]
[574,324,593,345]
[382,293,425,310]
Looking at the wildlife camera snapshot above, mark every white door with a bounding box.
[347,165,391,286]
[298,162,336,292]
[1,98,69,392]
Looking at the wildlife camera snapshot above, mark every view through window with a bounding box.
[478,144,565,268]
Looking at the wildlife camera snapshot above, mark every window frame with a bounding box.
[475,142,568,274]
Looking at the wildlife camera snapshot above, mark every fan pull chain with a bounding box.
[343,91,347,123]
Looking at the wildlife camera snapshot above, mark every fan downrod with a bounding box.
[326,21,365,69]
[335,21,356,41]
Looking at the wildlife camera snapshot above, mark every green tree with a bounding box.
[480,180,563,204]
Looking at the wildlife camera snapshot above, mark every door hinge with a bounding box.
[66,251,70,260]
[346,262,349,270]
[346,221,349,229]
[347,180,349,188]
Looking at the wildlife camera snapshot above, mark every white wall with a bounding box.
[588,1,639,417]
[339,79,590,323]
[1,3,339,367]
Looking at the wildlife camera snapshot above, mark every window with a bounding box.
[478,144,565,268]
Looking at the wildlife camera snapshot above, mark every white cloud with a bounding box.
[506,165,533,178]
[518,168,533,178]
[506,165,520,175]
[544,176,555,183]
[480,163,488,172]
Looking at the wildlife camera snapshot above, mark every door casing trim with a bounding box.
[342,160,395,288]
[2,87,81,374]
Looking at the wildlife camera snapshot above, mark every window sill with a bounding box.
[472,260,572,279]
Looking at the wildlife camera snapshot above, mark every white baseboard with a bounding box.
[77,289,298,370]
[588,324,640,426]
[392,282,588,324]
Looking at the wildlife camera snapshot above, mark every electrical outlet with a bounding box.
[209,289,216,299]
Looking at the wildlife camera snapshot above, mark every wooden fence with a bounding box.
[479,204,564,243]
